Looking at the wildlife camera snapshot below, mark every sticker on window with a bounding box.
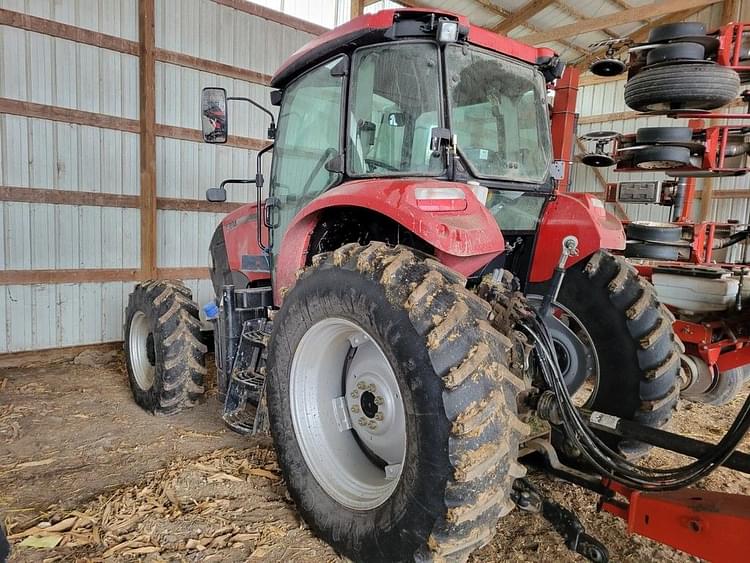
[479,149,489,160]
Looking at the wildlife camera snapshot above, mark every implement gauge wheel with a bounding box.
[267,242,529,562]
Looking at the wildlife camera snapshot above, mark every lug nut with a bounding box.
[368,383,376,392]
[350,390,359,399]
[375,412,384,421]
[374,396,384,406]
[368,420,377,430]
[357,381,368,390]
[351,404,361,413]
[358,417,367,426]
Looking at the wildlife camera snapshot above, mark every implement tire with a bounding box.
[124,280,207,415]
[625,63,740,112]
[267,242,529,562]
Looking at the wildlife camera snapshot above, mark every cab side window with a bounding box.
[270,56,345,243]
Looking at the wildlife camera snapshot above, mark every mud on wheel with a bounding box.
[124,280,207,415]
[266,242,529,562]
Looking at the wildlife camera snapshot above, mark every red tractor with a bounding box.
[119,9,749,562]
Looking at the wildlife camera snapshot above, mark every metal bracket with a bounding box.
[512,477,609,563]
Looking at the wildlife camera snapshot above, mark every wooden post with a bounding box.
[351,0,364,20]
[139,0,157,280]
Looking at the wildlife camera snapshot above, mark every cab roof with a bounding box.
[270,8,556,89]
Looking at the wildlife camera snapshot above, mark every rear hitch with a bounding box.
[512,477,609,563]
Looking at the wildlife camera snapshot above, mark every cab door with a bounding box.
[268,56,347,264]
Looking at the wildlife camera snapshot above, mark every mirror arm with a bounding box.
[227,96,277,137]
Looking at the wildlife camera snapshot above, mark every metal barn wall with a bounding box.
[570,2,750,231]
[0,0,319,354]
[153,0,314,316]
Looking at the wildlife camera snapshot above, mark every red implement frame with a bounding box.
[601,481,750,563]
[550,66,580,192]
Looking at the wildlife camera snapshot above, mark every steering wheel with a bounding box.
[365,158,400,172]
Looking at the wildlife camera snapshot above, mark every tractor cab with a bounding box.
[201,8,568,293]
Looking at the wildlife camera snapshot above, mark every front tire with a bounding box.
[124,280,207,415]
[531,252,680,456]
[267,243,529,562]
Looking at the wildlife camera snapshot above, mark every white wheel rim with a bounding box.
[129,311,156,390]
[289,317,406,510]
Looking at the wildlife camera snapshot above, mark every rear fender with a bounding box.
[529,192,625,283]
[274,179,505,303]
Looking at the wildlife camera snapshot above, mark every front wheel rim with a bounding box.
[289,317,407,510]
[129,311,156,390]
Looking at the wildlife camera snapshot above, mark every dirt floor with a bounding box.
[1,351,748,562]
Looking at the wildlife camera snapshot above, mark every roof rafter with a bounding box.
[520,0,722,45]
[470,0,587,54]
[493,0,555,34]
[574,5,708,71]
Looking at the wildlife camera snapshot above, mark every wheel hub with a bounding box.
[129,311,156,391]
[289,318,407,510]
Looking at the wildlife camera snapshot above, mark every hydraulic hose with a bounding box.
[520,312,750,491]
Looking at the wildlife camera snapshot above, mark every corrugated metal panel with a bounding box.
[0,0,138,41]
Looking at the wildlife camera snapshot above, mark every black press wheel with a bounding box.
[590,58,626,77]
[646,42,705,66]
[625,62,741,112]
[625,242,681,261]
[635,127,693,145]
[529,251,680,456]
[626,221,683,243]
[267,243,528,562]
[124,280,207,415]
[581,153,616,167]
[634,145,692,169]
[648,22,707,43]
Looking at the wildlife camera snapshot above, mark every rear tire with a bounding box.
[267,243,529,562]
[634,145,692,169]
[124,280,207,415]
[625,63,740,112]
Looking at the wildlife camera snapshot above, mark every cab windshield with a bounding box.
[348,42,445,176]
[446,45,552,184]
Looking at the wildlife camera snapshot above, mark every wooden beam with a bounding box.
[521,0,722,45]
[155,124,269,152]
[0,186,243,214]
[0,269,141,285]
[154,49,272,86]
[157,197,242,214]
[574,6,708,71]
[139,0,158,281]
[722,0,741,24]
[0,341,122,370]
[210,0,327,35]
[0,186,138,208]
[494,0,555,34]
[0,97,140,133]
[351,0,365,20]
[0,8,138,55]
[157,267,211,280]
[0,266,211,286]
[552,1,619,39]
[578,110,639,125]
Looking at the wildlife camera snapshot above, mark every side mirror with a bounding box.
[206,187,227,202]
[201,87,228,143]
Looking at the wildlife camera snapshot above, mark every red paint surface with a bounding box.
[221,203,271,284]
[273,8,552,86]
[529,192,626,283]
[273,178,505,303]
[602,482,750,563]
